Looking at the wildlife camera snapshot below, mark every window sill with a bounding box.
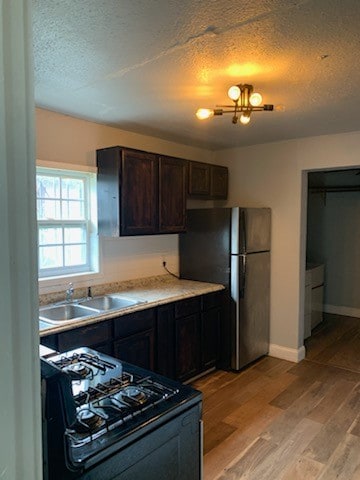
[39,270,105,295]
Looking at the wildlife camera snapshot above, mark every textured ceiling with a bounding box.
[33,0,360,150]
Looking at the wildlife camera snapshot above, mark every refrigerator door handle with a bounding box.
[240,254,246,299]
[231,255,241,369]
[240,209,247,253]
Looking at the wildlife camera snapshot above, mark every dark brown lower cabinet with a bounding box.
[114,329,154,371]
[40,310,156,372]
[156,301,200,381]
[40,320,113,354]
[156,304,176,378]
[112,308,156,371]
[40,292,223,382]
[156,291,223,382]
[201,306,221,370]
[40,333,58,351]
[57,321,112,352]
[175,312,200,382]
[93,342,113,356]
[173,296,201,382]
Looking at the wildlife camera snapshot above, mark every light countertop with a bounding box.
[39,275,225,337]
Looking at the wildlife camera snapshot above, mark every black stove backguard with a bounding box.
[41,348,202,480]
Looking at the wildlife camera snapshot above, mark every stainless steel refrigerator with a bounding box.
[179,207,271,371]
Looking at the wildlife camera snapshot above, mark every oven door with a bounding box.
[78,402,202,480]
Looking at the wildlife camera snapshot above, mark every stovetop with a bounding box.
[47,347,201,467]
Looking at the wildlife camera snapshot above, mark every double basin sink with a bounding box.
[39,294,145,324]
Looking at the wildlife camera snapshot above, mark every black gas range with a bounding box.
[41,347,202,480]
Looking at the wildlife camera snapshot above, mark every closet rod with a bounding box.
[309,185,360,193]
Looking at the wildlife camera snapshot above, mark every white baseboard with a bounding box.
[268,344,306,363]
[324,304,360,319]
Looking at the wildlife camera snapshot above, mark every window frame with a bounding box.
[36,164,99,280]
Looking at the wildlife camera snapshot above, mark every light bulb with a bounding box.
[196,108,214,120]
[240,113,251,125]
[249,92,262,107]
[228,85,241,101]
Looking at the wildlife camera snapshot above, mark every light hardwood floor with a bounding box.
[193,314,360,480]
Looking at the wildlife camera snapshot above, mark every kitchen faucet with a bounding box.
[65,282,74,302]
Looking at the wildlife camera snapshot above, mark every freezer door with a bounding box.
[179,208,231,286]
[231,251,270,370]
[231,208,271,254]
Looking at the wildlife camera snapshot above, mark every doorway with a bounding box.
[304,167,360,366]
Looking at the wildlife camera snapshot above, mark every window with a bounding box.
[36,167,98,278]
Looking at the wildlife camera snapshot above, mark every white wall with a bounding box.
[36,109,360,355]
[216,131,360,357]
[36,109,214,292]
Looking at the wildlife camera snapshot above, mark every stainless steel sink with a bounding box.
[78,294,143,312]
[39,304,98,324]
[39,294,146,324]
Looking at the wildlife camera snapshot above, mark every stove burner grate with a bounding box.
[52,352,117,375]
[50,348,182,448]
[64,362,93,379]
[75,407,106,433]
[117,386,147,406]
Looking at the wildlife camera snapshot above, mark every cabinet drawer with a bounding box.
[57,321,112,352]
[202,291,224,311]
[40,334,58,351]
[175,297,201,319]
[114,308,155,338]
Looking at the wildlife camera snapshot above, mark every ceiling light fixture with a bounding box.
[196,83,273,125]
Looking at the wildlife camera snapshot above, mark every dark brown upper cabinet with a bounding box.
[121,149,158,236]
[97,146,186,236]
[159,155,187,233]
[188,161,228,199]
[210,165,228,199]
[188,161,211,196]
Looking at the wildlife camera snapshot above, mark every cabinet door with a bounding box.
[156,304,176,378]
[158,156,187,233]
[114,329,154,371]
[121,149,158,236]
[97,146,122,236]
[175,313,200,382]
[188,161,210,196]
[210,165,228,199]
[201,307,221,370]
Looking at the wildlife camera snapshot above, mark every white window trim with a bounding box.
[37,159,97,174]
[36,161,103,292]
